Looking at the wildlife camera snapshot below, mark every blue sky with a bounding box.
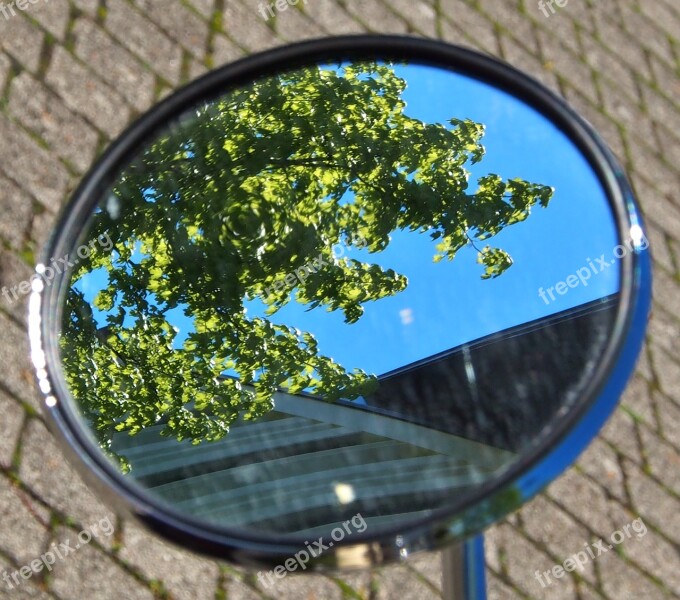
[244,63,620,376]
[76,62,621,380]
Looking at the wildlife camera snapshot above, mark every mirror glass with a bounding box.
[56,60,622,539]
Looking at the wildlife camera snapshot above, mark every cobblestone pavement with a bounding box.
[0,0,679,598]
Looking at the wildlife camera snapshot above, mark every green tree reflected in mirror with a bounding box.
[60,61,556,473]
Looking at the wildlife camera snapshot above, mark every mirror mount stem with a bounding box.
[442,535,487,600]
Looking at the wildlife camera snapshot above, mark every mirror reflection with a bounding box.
[58,60,620,537]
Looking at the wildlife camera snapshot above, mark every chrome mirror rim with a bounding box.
[28,34,652,568]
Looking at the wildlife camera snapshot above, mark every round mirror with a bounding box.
[29,36,651,569]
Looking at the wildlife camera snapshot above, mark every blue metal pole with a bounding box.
[442,535,487,600]
[464,535,487,600]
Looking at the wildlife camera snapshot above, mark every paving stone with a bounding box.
[620,374,656,428]
[30,208,57,256]
[155,83,174,102]
[375,564,437,599]
[8,72,99,173]
[581,47,642,101]
[581,37,641,109]
[0,174,33,250]
[659,0,680,18]
[538,35,600,105]
[211,33,245,67]
[634,345,653,383]
[639,426,680,499]
[486,570,517,600]
[223,0,281,52]
[223,572,263,600]
[597,498,655,549]
[0,51,11,91]
[597,546,667,600]
[578,437,628,503]
[610,86,657,141]
[0,243,34,323]
[406,551,441,593]
[648,307,680,358]
[670,236,680,268]
[547,468,626,539]
[654,125,680,179]
[628,141,680,201]
[0,473,50,566]
[0,311,38,404]
[0,390,23,468]
[301,0,366,35]
[595,19,654,86]
[70,0,98,16]
[649,341,680,402]
[495,524,578,599]
[50,528,154,600]
[655,391,680,451]
[484,525,502,573]
[636,2,680,47]
[134,0,210,59]
[337,569,374,597]
[519,495,598,585]
[382,0,438,37]
[0,14,44,72]
[540,1,592,30]
[575,581,607,600]
[18,419,117,532]
[648,51,680,95]
[479,0,539,54]
[72,18,156,112]
[558,78,592,115]
[48,518,116,557]
[647,222,676,275]
[29,0,70,40]
[641,166,680,213]
[0,555,55,598]
[619,3,676,68]
[614,513,680,597]
[259,571,343,599]
[572,97,627,163]
[274,3,326,42]
[440,3,498,55]
[622,141,664,189]
[188,58,208,81]
[46,45,131,138]
[532,8,582,55]
[120,520,219,600]
[188,0,214,20]
[498,32,560,93]
[600,407,641,463]
[106,0,183,84]
[623,457,680,545]
[0,114,70,211]
[642,87,680,149]
[342,0,409,34]
[581,0,625,33]
[636,192,680,248]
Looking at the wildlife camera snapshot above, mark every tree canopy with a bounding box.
[60,61,554,471]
